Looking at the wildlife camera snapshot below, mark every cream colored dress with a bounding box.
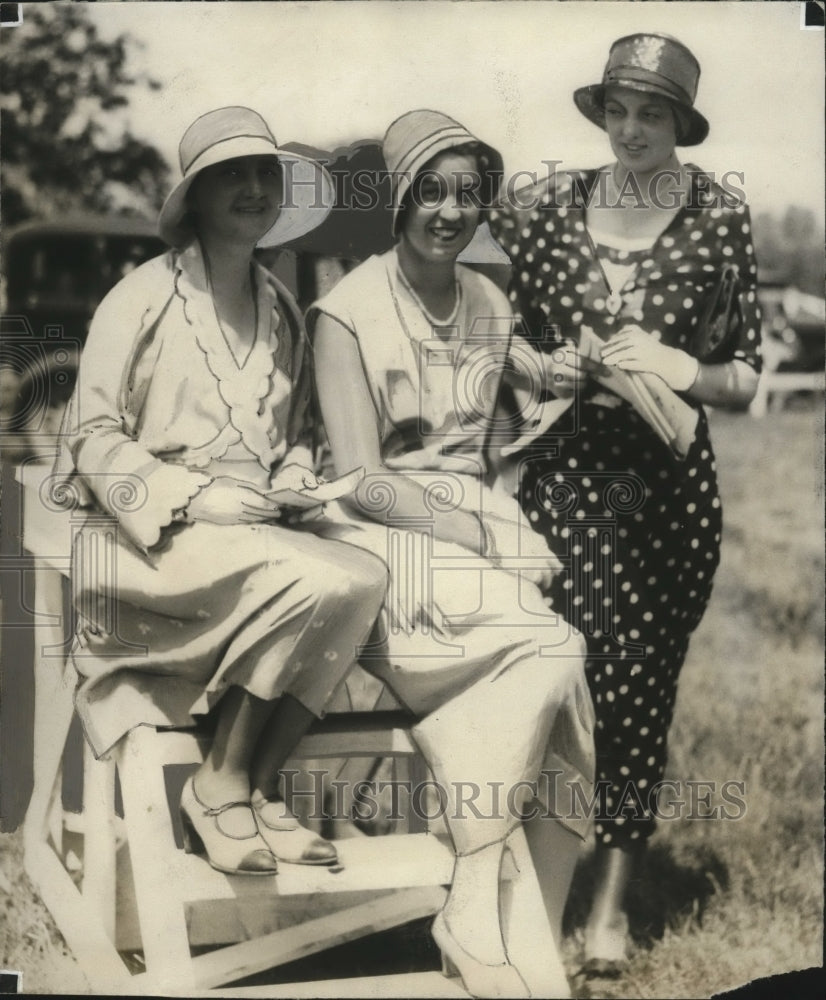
[308,249,595,840]
[54,242,386,758]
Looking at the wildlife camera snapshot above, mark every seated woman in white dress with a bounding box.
[308,110,596,999]
[53,107,387,875]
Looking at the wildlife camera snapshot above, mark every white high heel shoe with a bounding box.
[251,795,338,866]
[582,912,629,978]
[179,776,278,876]
[432,910,531,999]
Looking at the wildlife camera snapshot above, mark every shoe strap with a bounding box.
[203,800,251,817]
[453,823,519,858]
[190,779,251,818]
[251,796,301,831]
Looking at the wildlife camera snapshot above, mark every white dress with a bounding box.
[53,242,387,758]
[308,248,595,840]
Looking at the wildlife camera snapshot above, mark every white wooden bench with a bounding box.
[17,458,564,997]
[749,328,824,418]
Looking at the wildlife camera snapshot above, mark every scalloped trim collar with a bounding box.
[172,241,284,470]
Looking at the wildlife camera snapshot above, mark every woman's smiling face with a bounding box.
[603,86,678,175]
[188,155,282,245]
[399,151,481,264]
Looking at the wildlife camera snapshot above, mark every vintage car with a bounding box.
[0,143,400,462]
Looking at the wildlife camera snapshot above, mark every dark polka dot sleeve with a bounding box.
[489,185,563,350]
[720,203,763,373]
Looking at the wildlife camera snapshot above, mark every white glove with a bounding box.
[269,463,321,492]
[600,325,700,391]
[186,477,281,525]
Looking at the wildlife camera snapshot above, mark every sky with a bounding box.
[84,1,824,224]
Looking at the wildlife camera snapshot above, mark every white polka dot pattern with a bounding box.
[517,407,722,845]
[489,166,763,373]
[487,167,741,847]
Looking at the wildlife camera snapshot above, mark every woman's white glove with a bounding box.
[269,463,321,492]
[186,477,281,525]
[600,325,700,391]
[480,511,562,590]
[269,463,327,524]
[541,342,606,397]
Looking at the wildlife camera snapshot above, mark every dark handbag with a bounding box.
[693,263,742,364]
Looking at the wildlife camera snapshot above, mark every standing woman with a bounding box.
[54,108,387,875]
[310,110,595,999]
[490,35,762,974]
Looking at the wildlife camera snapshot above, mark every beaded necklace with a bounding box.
[396,261,463,328]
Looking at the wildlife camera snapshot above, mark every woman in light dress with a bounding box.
[54,107,388,875]
[309,109,596,999]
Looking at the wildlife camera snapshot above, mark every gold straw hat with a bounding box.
[382,109,504,235]
[158,106,335,248]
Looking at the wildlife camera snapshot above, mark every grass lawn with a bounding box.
[1,405,823,997]
[561,404,824,998]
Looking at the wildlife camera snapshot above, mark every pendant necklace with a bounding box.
[584,227,626,316]
[603,282,625,317]
[605,292,624,316]
[587,163,657,315]
[585,229,622,316]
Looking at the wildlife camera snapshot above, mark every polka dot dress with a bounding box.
[490,167,762,847]
[521,404,721,845]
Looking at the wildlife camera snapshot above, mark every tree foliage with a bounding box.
[1,4,170,227]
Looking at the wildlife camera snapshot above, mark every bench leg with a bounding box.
[117,726,197,992]
[501,826,571,999]
[23,560,75,856]
[82,744,118,941]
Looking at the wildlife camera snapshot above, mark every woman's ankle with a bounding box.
[249,777,283,802]
[587,842,639,931]
[585,905,629,932]
[443,844,509,964]
[193,764,251,806]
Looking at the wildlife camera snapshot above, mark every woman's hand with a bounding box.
[601,325,699,391]
[541,342,590,398]
[268,464,326,524]
[480,512,562,590]
[541,342,608,397]
[186,477,281,525]
[269,463,321,493]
